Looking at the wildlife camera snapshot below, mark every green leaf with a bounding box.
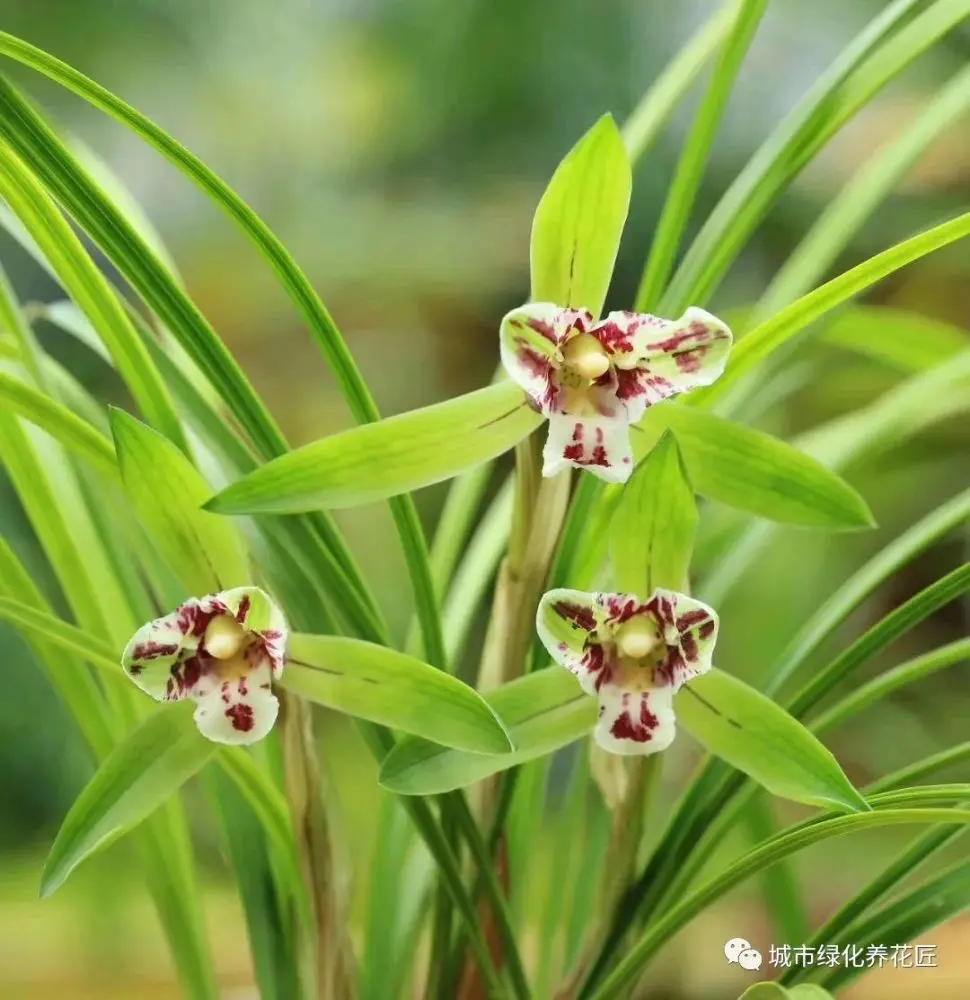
[818,857,970,992]
[811,637,970,736]
[0,141,187,453]
[702,353,970,607]
[41,702,216,897]
[787,563,970,720]
[0,595,121,674]
[621,2,737,163]
[591,807,970,1000]
[282,634,513,754]
[738,986,790,1000]
[109,407,249,594]
[530,113,631,316]
[660,0,965,312]
[0,53,449,674]
[610,430,697,593]
[206,382,541,514]
[633,404,874,529]
[0,370,118,478]
[380,667,595,795]
[821,306,968,372]
[758,62,970,317]
[741,986,832,1000]
[765,486,970,699]
[634,0,769,311]
[692,212,970,409]
[0,538,116,756]
[678,669,869,813]
[0,74,383,653]
[207,769,303,1000]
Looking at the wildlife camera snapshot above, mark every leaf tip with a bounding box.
[38,865,63,900]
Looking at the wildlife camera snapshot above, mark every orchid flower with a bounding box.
[500,303,731,482]
[536,587,719,755]
[122,586,287,745]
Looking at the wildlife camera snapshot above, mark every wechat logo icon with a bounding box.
[724,937,763,971]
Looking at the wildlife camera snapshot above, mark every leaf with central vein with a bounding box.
[206,383,541,514]
[678,669,869,813]
[41,703,217,897]
[610,430,696,594]
[379,667,595,795]
[110,407,249,595]
[281,634,513,755]
[632,405,874,529]
[530,114,631,316]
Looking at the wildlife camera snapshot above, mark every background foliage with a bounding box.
[0,1,968,998]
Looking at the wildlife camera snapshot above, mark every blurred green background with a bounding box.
[0,0,969,997]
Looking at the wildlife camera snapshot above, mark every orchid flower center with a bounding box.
[610,616,668,690]
[614,616,662,661]
[204,615,252,680]
[562,332,610,382]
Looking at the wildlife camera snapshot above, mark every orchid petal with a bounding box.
[630,306,732,403]
[536,588,611,697]
[121,598,205,702]
[499,303,594,415]
[543,414,633,483]
[647,588,718,691]
[595,683,676,756]
[192,660,279,746]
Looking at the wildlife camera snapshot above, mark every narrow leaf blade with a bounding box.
[42,703,216,896]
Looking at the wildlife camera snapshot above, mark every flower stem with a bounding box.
[557,755,663,999]
[278,692,354,1000]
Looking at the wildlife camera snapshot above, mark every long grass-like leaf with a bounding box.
[690,213,970,408]
[587,809,970,1000]
[0,50,446,671]
[621,0,737,162]
[0,142,186,451]
[634,0,769,310]
[758,62,970,317]
[0,74,380,638]
[660,0,967,312]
